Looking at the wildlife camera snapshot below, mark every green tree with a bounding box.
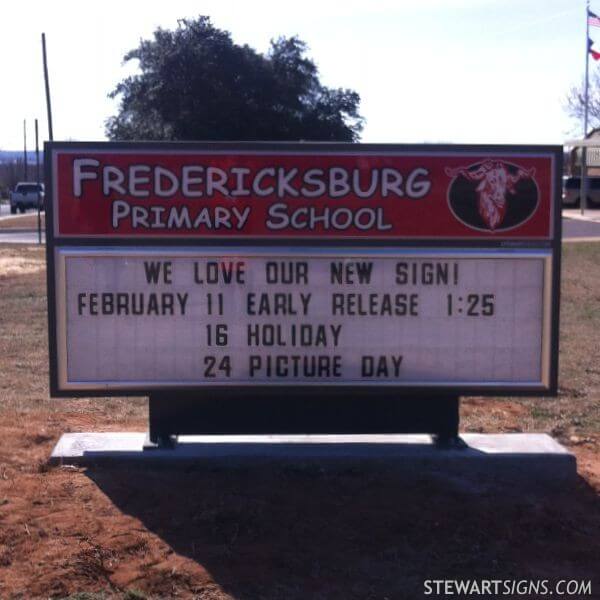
[106,17,363,142]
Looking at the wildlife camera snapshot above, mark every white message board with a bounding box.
[54,248,552,390]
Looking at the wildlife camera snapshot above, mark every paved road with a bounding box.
[0,204,43,243]
[0,203,42,221]
[0,231,45,244]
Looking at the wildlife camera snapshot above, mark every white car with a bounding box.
[563,176,600,208]
[9,182,45,214]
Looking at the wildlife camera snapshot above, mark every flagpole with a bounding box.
[582,0,590,215]
[586,1,590,135]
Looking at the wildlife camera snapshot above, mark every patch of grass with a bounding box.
[581,303,600,320]
[58,593,146,600]
[123,590,147,600]
[58,594,108,600]
[59,594,147,600]
[530,406,554,420]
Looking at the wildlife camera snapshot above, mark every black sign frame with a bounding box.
[45,141,562,400]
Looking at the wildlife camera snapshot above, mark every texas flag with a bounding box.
[589,37,600,61]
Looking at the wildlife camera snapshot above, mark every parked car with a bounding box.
[562,176,600,208]
[9,182,45,214]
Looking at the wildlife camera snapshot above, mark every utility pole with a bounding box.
[23,119,28,181]
[42,33,54,141]
[35,119,42,245]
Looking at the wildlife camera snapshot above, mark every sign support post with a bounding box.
[144,392,462,449]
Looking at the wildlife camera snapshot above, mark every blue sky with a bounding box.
[0,0,592,148]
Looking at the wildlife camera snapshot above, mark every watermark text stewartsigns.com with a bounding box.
[423,579,592,596]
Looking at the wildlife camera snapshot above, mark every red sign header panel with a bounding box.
[51,145,556,239]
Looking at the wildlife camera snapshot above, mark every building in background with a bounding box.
[567,128,600,176]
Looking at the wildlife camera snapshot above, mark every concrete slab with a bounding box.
[50,432,576,484]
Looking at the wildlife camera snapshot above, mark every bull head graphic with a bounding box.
[445,161,536,230]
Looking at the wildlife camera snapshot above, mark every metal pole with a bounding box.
[35,119,42,245]
[42,33,54,141]
[23,119,28,181]
[582,0,590,215]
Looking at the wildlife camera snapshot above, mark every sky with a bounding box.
[0,0,592,149]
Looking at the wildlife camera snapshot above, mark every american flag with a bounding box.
[589,9,600,28]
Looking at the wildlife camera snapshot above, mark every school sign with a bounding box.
[45,142,561,400]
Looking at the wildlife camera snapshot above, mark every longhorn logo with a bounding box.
[445,161,538,232]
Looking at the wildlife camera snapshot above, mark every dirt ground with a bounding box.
[0,244,599,599]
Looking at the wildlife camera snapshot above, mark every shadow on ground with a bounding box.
[83,461,600,599]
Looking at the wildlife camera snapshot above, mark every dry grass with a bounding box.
[0,245,48,408]
[0,244,145,422]
[0,255,45,276]
[0,212,45,229]
[462,243,600,442]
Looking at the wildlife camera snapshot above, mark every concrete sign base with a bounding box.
[50,432,576,484]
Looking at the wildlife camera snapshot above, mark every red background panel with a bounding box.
[53,150,554,239]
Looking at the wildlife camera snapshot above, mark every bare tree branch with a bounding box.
[565,70,600,134]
